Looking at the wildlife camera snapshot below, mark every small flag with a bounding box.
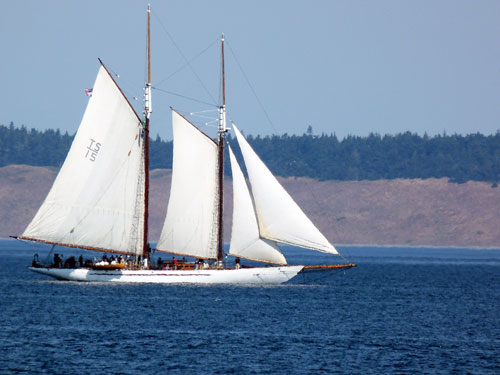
[84,88,93,97]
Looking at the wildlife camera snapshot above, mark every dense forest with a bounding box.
[1,122,499,184]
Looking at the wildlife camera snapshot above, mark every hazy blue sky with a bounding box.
[1,0,499,140]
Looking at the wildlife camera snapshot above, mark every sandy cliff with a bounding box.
[1,165,499,247]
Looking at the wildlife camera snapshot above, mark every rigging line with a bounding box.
[190,109,218,114]
[105,64,142,98]
[338,251,353,264]
[154,38,219,87]
[173,107,214,123]
[191,114,217,121]
[45,244,56,265]
[151,10,218,106]
[121,89,141,104]
[206,124,219,129]
[190,109,218,121]
[152,87,216,107]
[226,40,278,134]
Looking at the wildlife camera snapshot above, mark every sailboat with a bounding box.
[17,5,355,284]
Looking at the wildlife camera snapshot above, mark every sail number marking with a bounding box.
[85,138,101,162]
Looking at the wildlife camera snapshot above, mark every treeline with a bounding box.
[233,130,500,184]
[0,123,173,170]
[1,122,499,183]
[0,123,73,168]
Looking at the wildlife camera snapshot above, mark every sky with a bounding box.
[1,0,499,141]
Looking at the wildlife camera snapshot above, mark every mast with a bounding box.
[142,3,152,260]
[217,34,226,264]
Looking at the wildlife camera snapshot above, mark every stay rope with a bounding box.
[151,9,218,106]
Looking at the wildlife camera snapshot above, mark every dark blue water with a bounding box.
[1,239,499,374]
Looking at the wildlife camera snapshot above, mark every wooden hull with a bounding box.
[28,266,304,284]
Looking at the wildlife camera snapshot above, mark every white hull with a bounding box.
[28,266,304,284]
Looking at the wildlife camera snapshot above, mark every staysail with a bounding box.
[156,110,219,259]
[232,124,338,254]
[21,65,146,255]
[228,146,286,265]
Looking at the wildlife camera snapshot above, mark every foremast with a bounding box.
[142,4,152,261]
[217,34,227,264]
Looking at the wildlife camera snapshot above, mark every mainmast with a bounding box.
[142,4,152,261]
[217,34,226,264]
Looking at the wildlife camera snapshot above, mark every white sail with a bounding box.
[156,110,219,259]
[228,146,286,265]
[232,124,338,254]
[22,65,145,255]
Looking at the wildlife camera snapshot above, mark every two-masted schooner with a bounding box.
[17,5,355,284]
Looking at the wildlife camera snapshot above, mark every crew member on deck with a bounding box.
[53,253,61,268]
[32,253,39,267]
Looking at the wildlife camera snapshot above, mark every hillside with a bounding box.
[1,165,499,248]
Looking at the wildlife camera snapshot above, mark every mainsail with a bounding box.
[232,124,338,254]
[228,146,286,265]
[156,110,219,259]
[21,65,146,256]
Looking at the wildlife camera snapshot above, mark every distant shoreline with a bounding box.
[3,166,500,248]
[3,237,499,251]
[335,243,500,251]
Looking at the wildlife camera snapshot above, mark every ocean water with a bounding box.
[1,240,499,374]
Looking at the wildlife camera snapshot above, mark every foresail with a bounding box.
[228,146,286,265]
[21,65,145,256]
[156,110,219,259]
[232,125,338,254]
